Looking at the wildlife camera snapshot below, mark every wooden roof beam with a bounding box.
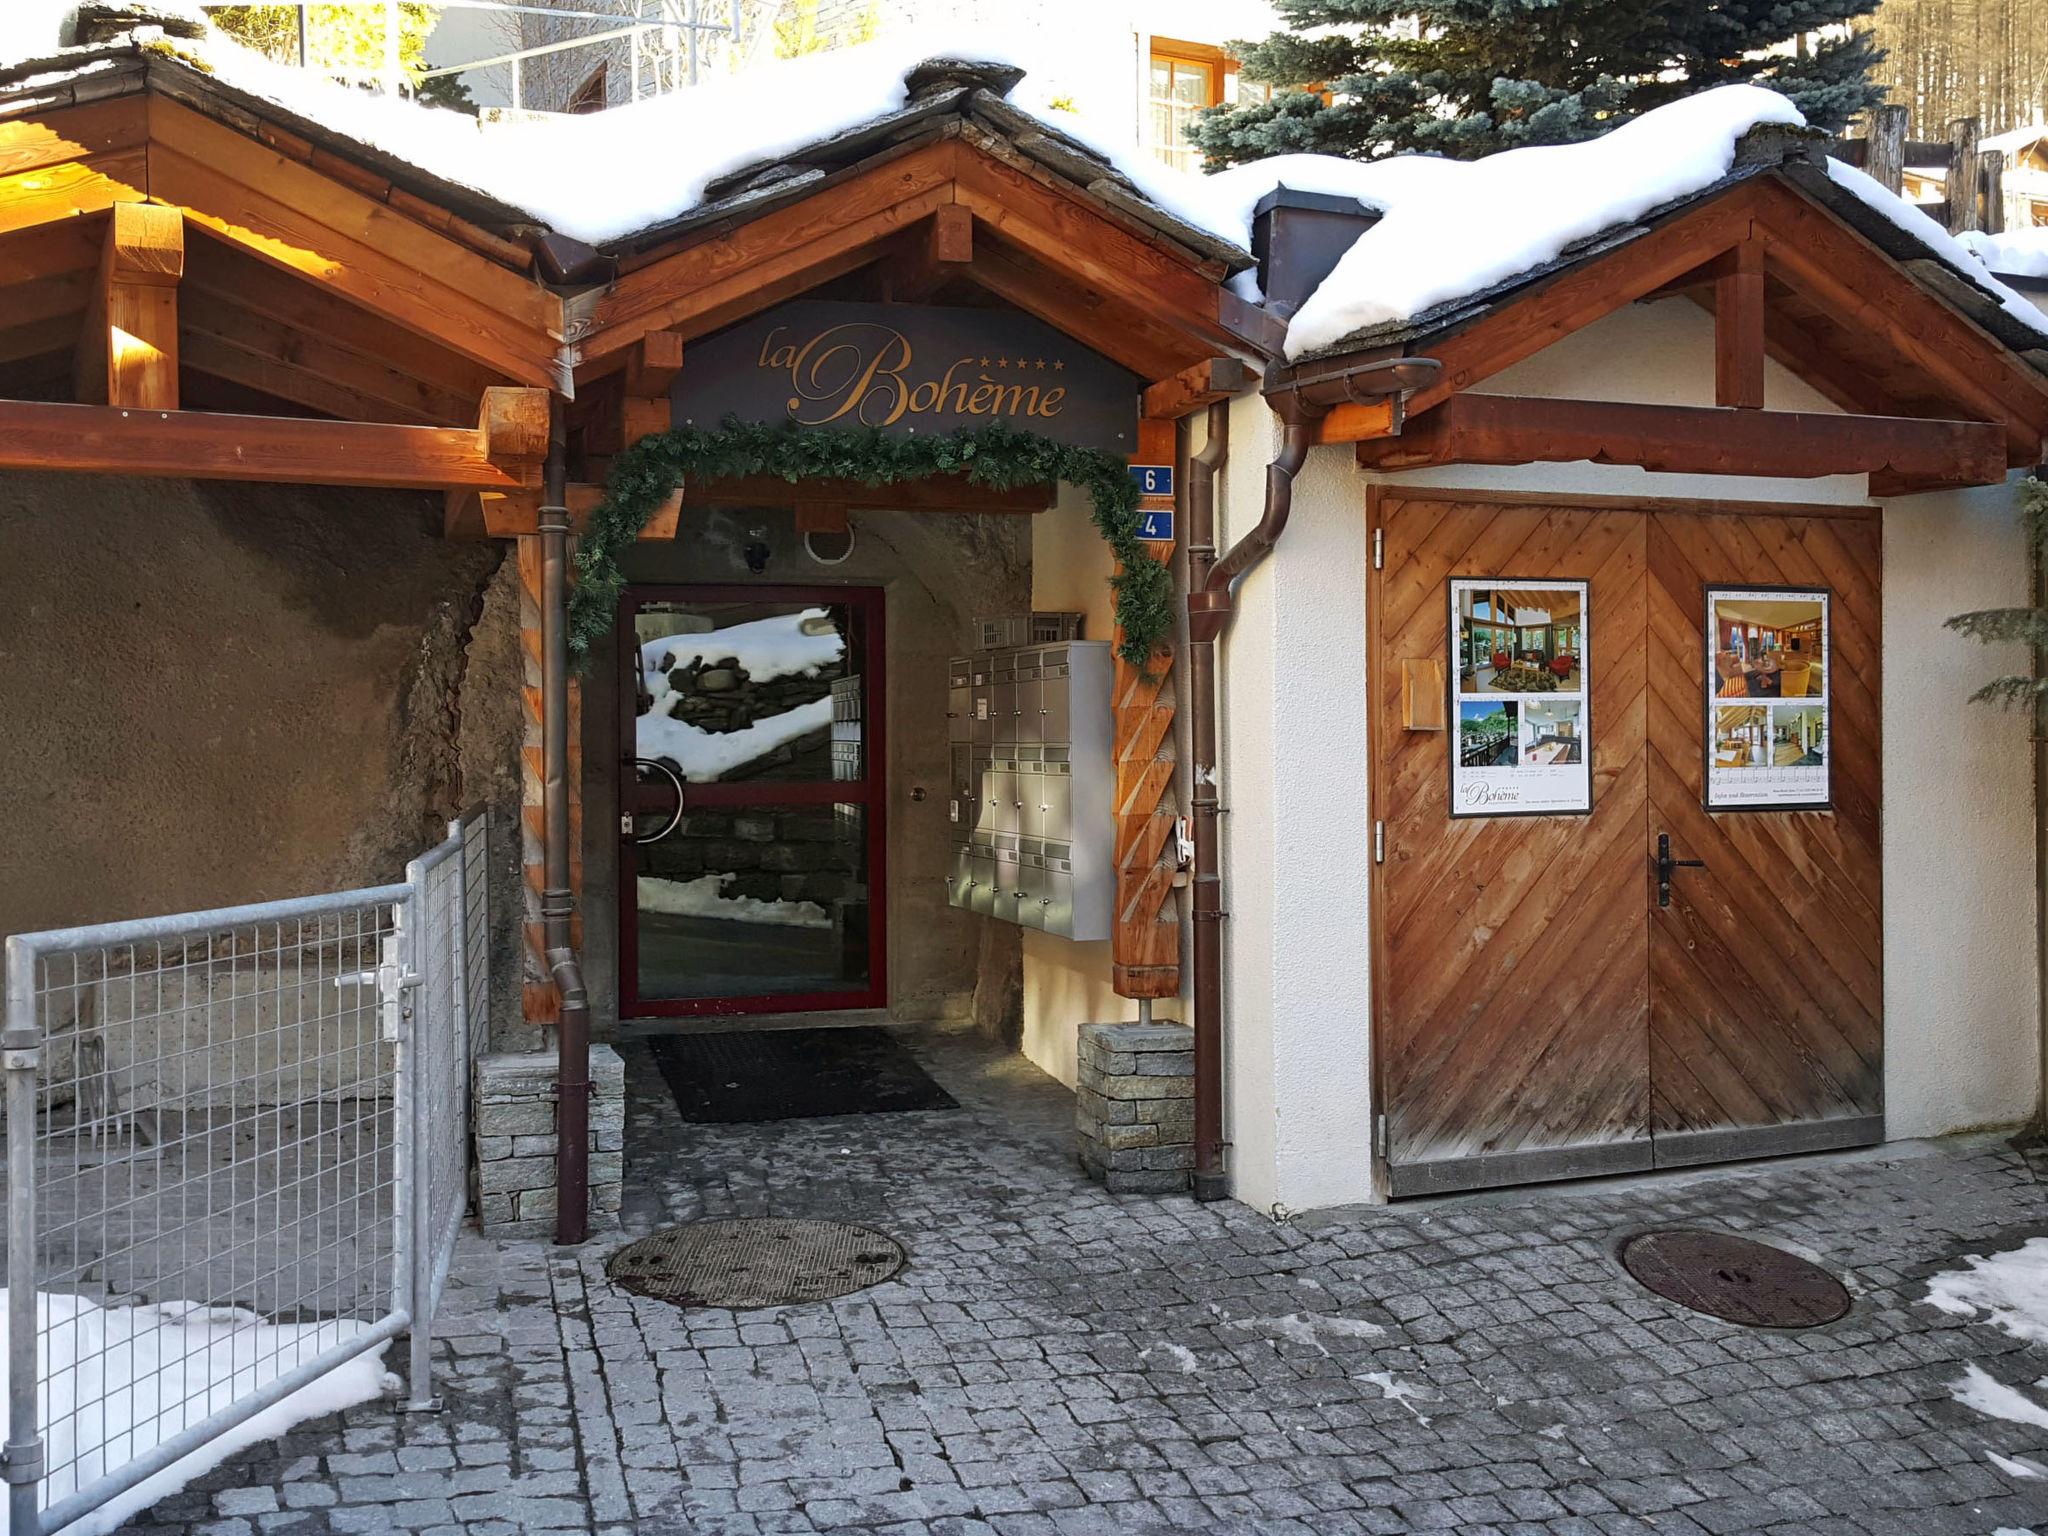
[1141,358,1251,419]
[1356,394,2007,489]
[0,398,546,489]
[1715,239,1765,410]
[76,201,182,409]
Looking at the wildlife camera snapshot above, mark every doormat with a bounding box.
[608,1217,905,1309]
[647,1028,957,1124]
[1621,1229,1851,1329]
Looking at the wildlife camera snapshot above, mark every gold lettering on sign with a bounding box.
[758,322,1072,427]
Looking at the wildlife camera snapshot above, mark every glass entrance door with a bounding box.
[620,585,885,1016]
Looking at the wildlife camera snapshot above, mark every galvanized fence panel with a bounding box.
[1,810,490,1534]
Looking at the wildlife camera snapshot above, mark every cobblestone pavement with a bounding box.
[136,1025,2048,1536]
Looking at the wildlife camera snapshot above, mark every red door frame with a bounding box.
[618,583,888,1017]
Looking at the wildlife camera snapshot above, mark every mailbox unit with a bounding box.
[944,640,1113,941]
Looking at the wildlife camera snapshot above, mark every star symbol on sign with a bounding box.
[979,356,990,366]
[1053,360,1065,372]
[1035,358,1047,370]
[996,357,1009,368]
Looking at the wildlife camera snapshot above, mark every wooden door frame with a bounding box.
[1365,484,1882,1197]
[618,582,889,1018]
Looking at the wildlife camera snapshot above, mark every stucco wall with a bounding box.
[581,502,1029,1035]
[0,472,526,1038]
[1217,297,2040,1211]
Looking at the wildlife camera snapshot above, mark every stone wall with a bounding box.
[0,472,527,1049]
[1076,1021,1194,1194]
[474,1046,626,1234]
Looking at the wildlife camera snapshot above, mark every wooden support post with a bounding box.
[1981,149,2007,236]
[929,203,973,265]
[1112,415,1182,1001]
[76,202,182,408]
[625,330,684,397]
[1945,116,1982,234]
[1867,104,1908,196]
[1715,240,1766,410]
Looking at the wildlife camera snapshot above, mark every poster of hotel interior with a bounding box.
[1705,587,1830,811]
[1449,579,1592,818]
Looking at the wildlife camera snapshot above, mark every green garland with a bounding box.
[569,418,1172,669]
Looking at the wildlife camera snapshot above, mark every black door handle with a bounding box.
[1655,833,1705,908]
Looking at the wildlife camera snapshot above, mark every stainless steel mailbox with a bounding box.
[942,639,1112,941]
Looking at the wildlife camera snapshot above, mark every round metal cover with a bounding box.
[1621,1228,1850,1329]
[606,1218,905,1309]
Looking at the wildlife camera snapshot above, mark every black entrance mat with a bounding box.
[647,1028,958,1124]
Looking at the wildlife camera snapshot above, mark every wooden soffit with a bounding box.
[1339,175,2048,462]
[570,133,1258,386]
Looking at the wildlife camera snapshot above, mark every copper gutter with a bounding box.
[540,397,593,1246]
[1183,355,1441,1203]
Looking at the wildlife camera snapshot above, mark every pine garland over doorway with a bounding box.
[569,418,1171,668]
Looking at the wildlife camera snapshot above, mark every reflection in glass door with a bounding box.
[620,585,885,1016]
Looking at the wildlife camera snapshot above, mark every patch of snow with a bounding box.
[1139,1342,1198,1375]
[640,610,844,691]
[1953,1364,2048,1431]
[1989,1450,2047,1478]
[1962,226,2048,281]
[1357,1369,1433,1424]
[1,1290,389,1536]
[637,873,830,930]
[1926,1237,2048,1346]
[636,695,833,781]
[1222,1311,1384,1356]
[0,0,79,63]
[1824,159,2048,336]
[1283,85,1805,358]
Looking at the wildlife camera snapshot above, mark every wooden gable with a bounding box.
[1335,174,2048,494]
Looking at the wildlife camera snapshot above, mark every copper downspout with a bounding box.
[540,398,593,1246]
[1183,357,1441,1203]
[1186,400,1318,1201]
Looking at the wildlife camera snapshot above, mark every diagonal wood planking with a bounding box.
[1645,508,1883,1141]
[1372,494,1653,1179]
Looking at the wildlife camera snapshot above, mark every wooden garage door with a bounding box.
[1369,489,1881,1197]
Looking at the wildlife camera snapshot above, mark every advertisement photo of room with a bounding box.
[1456,585,1584,694]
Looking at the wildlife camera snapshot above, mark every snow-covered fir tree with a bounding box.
[1188,0,1887,167]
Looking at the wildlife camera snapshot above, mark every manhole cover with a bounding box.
[606,1218,905,1309]
[1621,1229,1850,1329]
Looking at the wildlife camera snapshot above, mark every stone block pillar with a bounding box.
[1076,1022,1194,1194]
[474,1045,625,1235]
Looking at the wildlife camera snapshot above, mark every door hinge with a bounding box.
[1373,821,1385,864]
[1372,528,1383,570]
[1375,1113,1389,1158]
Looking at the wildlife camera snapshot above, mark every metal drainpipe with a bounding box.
[1186,398,1318,1202]
[1182,357,1441,1203]
[540,398,593,1246]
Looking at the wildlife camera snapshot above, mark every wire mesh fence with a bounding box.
[1,811,490,1535]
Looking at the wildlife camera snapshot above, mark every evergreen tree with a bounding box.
[1188,1,1888,168]
[210,4,440,91]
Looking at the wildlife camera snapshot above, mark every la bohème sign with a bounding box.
[671,300,1141,453]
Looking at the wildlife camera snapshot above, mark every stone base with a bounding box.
[1076,1022,1194,1195]
[474,1045,626,1237]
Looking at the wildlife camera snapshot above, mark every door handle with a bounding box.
[1654,832,1705,908]
[630,757,686,845]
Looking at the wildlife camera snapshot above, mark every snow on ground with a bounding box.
[637,696,833,781]
[637,873,830,930]
[640,610,843,692]
[1926,1236,2048,1346]
[1953,1363,2048,1431]
[3,1290,389,1536]
[1215,1309,1384,1356]
[1138,1343,1198,1375]
[1358,1369,1434,1423]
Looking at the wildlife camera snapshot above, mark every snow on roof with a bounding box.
[1981,123,2048,156]
[1279,86,1803,359]
[1961,225,2048,281]
[1828,158,2048,332]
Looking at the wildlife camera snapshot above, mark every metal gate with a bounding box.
[0,809,490,1534]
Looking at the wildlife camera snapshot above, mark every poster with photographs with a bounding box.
[1704,587,1830,811]
[1449,578,1592,818]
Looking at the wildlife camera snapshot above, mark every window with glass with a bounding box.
[1149,51,1219,172]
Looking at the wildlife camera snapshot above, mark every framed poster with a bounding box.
[1704,586,1830,811]
[1448,578,1592,818]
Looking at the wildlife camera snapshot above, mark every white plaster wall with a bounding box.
[1220,298,2041,1212]
[1217,395,1377,1215]
[1881,476,2039,1137]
